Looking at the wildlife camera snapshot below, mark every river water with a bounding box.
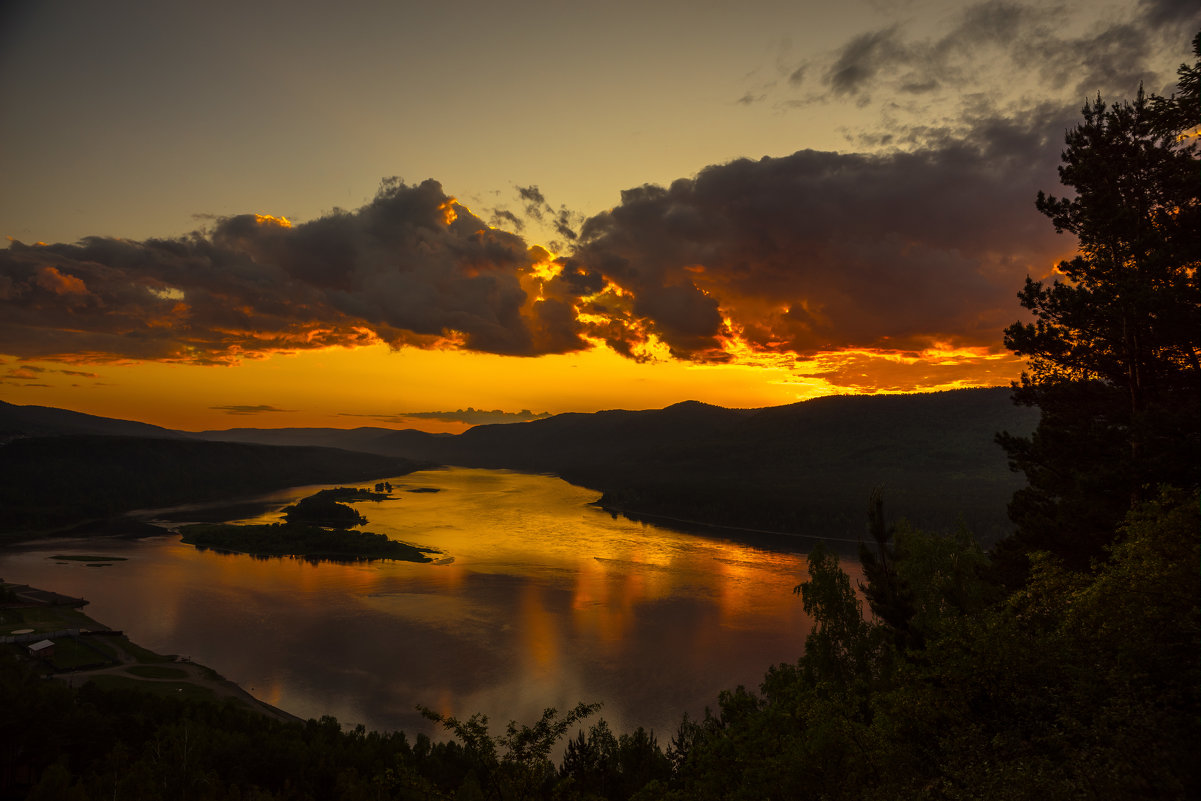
[0,467,858,741]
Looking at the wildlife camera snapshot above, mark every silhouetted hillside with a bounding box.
[369,388,1037,543]
[0,400,190,441]
[190,426,426,452]
[0,436,423,535]
[1,389,1036,543]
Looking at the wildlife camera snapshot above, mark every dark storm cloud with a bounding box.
[570,114,1069,359]
[0,179,588,362]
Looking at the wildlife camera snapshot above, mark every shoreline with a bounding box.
[1,579,302,724]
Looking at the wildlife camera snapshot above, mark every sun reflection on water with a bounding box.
[0,467,850,739]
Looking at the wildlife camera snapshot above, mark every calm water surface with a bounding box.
[0,468,855,740]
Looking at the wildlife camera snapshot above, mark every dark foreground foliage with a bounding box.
[663,490,1200,801]
[997,34,1200,576]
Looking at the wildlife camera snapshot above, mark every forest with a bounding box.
[1,36,1198,801]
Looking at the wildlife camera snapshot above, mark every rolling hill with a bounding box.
[0,388,1036,543]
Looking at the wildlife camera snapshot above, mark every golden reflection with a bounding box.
[258,679,284,707]
[564,521,814,649]
[521,584,559,678]
[432,687,456,719]
[570,558,633,647]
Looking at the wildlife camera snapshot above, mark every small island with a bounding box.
[179,486,437,563]
[180,523,436,563]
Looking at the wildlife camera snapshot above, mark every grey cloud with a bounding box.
[824,26,908,96]
[513,185,581,246]
[0,179,586,362]
[517,185,547,221]
[549,259,606,297]
[210,405,296,415]
[490,208,524,231]
[572,115,1069,359]
[1139,0,1201,29]
[788,1,1195,119]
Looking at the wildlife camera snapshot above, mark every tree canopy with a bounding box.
[996,35,1201,571]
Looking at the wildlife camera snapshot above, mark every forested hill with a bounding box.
[369,387,1037,544]
[1,388,1037,543]
[185,388,1036,541]
[0,399,190,441]
[0,436,423,536]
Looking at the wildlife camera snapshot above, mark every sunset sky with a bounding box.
[2,0,1197,432]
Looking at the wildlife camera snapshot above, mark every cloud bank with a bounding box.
[2,1,1194,393]
[0,179,587,364]
[570,109,1069,361]
[0,126,1128,374]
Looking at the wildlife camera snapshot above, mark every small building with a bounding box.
[27,639,55,659]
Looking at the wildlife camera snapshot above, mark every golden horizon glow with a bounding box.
[0,334,1022,434]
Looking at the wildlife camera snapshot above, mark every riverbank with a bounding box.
[0,579,299,723]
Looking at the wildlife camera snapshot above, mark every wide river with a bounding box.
[0,467,860,741]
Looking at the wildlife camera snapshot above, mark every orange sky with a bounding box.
[0,340,1030,433]
[0,1,1191,432]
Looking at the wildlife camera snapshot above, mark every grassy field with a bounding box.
[46,636,113,669]
[125,664,189,679]
[85,673,221,703]
[1,603,97,632]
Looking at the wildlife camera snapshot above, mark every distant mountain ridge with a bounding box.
[357,388,1036,543]
[0,399,191,441]
[0,389,1037,543]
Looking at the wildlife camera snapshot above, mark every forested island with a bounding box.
[179,522,435,563]
[1,35,1198,801]
[178,487,436,563]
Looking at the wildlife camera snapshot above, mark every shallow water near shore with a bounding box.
[0,467,856,741]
